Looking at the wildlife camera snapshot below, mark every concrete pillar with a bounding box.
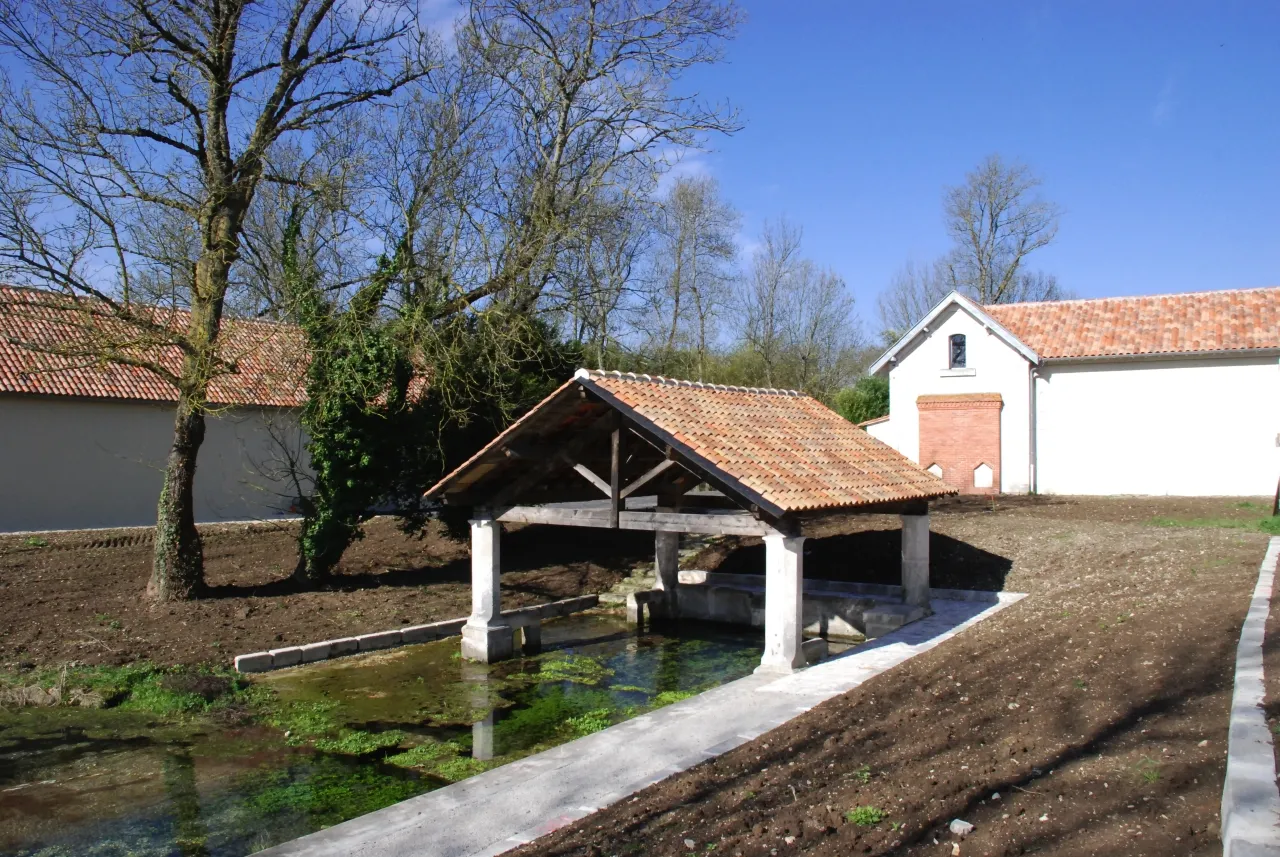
[653,530,680,618]
[901,512,931,609]
[756,533,806,674]
[461,515,513,663]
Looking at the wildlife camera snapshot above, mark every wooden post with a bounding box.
[609,417,623,529]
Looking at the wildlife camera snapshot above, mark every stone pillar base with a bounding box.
[461,622,513,664]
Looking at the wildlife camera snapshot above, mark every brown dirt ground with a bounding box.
[512,496,1272,857]
[0,518,649,667]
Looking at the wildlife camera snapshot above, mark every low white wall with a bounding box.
[0,396,309,532]
[1035,355,1280,496]
[880,303,1034,493]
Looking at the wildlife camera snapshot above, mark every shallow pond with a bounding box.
[0,615,763,856]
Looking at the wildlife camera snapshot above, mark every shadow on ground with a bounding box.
[707,529,1013,592]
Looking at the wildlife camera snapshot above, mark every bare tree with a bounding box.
[876,259,951,345]
[409,0,743,324]
[739,218,803,387]
[0,0,432,600]
[942,154,1063,304]
[644,175,739,378]
[875,154,1066,343]
[737,218,861,397]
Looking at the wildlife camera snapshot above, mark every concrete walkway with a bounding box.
[260,595,1024,857]
[1221,536,1280,857]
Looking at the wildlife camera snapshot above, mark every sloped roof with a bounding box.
[984,287,1280,359]
[427,369,954,516]
[869,287,1280,374]
[0,286,307,406]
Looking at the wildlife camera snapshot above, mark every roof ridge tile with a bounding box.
[575,367,805,397]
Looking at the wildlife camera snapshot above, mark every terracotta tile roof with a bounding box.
[984,287,1280,360]
[0,286,307,406]
[582,371,953,513]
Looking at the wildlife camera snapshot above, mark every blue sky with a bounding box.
[677,1,1280,314]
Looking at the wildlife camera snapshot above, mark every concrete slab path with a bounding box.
[259,595,1024,857]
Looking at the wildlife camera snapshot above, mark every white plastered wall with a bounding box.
[1035,355,1280,496]
[0,396,309,532]
[875,304,1034,493]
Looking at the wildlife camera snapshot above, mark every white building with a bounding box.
[864,287,1280,497]
[0,287,310,532]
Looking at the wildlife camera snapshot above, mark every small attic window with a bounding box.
[949,334,967,369]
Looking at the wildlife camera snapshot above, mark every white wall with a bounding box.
[878,304,1034,493]
[0,396,309,532]
[1035,355,1280,496]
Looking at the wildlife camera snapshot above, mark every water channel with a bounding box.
[0,615,764,857]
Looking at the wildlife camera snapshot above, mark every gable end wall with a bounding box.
[880,304,1032,493]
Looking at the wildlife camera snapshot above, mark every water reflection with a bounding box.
[462,661,497,761]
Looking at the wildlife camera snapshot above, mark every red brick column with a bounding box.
[917,394,1003,495]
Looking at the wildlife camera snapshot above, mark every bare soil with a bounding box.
[0,518,648,667]
[513,496,1272,857]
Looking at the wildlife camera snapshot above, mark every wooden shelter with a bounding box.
[424,369,956,673]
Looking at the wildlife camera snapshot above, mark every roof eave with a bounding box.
[1039,346,1280,365]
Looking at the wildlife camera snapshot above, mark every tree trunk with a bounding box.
[149,397,207,601]
[148,208,238,602]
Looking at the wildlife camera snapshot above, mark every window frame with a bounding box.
[948,333,967,369]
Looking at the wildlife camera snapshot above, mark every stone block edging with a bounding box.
[1221,536,1280,857]
[233,595,598,673]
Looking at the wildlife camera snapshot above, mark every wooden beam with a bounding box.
[572,462,611,496]
[619,458,677,500]
[493,505,773,536]
[487,409,614,506]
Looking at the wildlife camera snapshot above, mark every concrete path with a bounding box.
[259,595,1024,857]
[1221,536,1280,857]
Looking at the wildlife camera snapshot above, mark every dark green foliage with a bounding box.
[284,211,581,582]
[834,376,890,425]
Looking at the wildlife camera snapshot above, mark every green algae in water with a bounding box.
[2,616,763,857]
[530,654,615,685]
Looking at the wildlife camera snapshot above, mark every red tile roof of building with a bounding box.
[984,287,1280,360]
[428,370,955,514]
[0,286,307,406]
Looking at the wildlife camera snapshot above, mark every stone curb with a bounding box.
[1221,536,1280,857]
[233,595,598,674]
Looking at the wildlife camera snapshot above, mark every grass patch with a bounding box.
[650,689,697,707]
[385,740,458,768]
[312,729,407,755]
[565,708,613,736]
[264,700,342,742]
[1137,756,1161,784]
[21,536,49,548]
[0,662,258,716]
[1149,515,1280,535]
[853,764,872,784]
[845,806,886,826]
